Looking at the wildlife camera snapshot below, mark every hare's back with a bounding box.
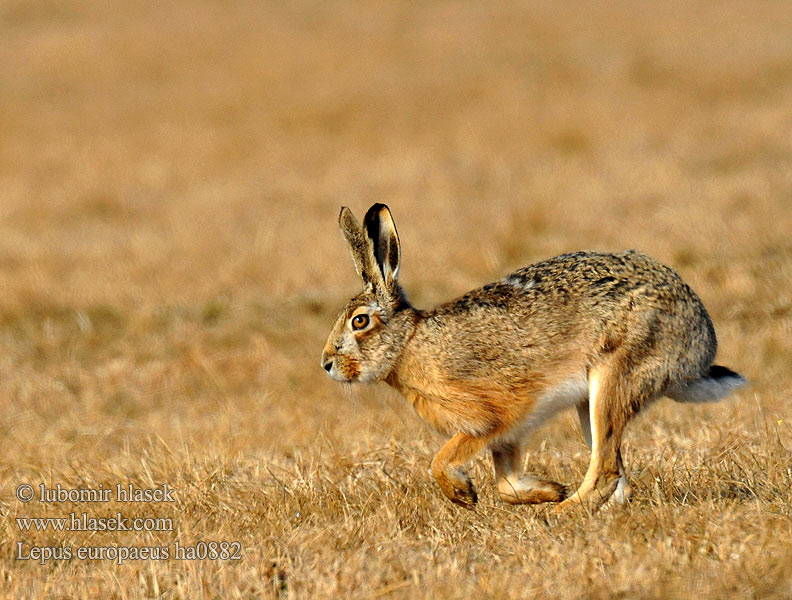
[430,250,714,362]
[445,250,697,314]
[507,250,684,300]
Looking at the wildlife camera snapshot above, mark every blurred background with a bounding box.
[0,0,791,594]
[2,0,791,479]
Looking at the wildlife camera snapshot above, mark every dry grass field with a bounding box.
[1,0,792,597]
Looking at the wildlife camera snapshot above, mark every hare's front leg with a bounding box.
[491,442,566,504]
[431,433,490,509]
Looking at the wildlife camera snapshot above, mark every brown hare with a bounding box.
[321,203,745,512]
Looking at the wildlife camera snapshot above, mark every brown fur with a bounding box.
[321,204,745,512]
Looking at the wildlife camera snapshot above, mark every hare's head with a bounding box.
[321,204,412,383]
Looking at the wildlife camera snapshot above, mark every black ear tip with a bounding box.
[338,206,355,226]
[365,203,391,217]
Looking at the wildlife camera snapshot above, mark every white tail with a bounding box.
[666,365,747,403]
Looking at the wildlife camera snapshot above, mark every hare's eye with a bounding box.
[351,314,370,330]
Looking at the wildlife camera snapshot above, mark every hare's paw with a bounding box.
[611,476,633,505]
[554,474,620,514]
[434,467,478,509]
[497,476,566,505]
[449,477,478,509]
[554,491,586,515]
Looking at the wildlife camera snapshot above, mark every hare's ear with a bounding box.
[338,206,381,287]
[362,203,401,290]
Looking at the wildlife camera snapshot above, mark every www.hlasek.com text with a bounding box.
[17,512,173,533]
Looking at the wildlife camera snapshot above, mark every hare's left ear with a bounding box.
[339,206,381,288]
[363,203,401,290]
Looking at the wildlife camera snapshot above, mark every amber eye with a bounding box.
[351,314,370,330]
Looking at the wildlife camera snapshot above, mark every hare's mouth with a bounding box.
[323,357,361,382]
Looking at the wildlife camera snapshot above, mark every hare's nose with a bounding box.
[320,351,334,373]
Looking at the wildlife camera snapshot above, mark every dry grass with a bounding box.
[1,0,792,597]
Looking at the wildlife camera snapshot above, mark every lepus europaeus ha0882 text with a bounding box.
[321,204,745,511]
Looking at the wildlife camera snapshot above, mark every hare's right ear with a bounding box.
[338,207,381,287]
[362,203,401,291]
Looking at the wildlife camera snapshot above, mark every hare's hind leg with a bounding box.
[491,442,566,504]
[557,364,636,512]
[575,401,633,504]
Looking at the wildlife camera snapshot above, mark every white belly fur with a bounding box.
[499,374,589,444]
